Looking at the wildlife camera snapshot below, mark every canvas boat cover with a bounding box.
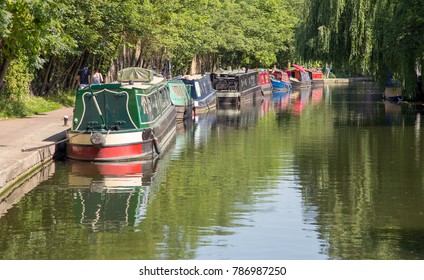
[117,67,153,82]
[292,64,307,74]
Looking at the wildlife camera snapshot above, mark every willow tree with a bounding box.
[297,0,424,99]
[379,0,424,99]
[296,0,375,74]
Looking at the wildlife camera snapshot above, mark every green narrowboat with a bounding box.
[67,67,177,161]
[167,80,194,121]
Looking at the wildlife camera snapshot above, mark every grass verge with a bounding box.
[0,90,75,119]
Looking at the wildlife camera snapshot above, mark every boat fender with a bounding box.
[151,133,161,155]
[142,128,152,141]
[90,132,106,147]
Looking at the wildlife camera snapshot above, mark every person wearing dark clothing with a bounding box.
[77,66,91,89]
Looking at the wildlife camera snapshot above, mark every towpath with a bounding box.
[0,107,74,192]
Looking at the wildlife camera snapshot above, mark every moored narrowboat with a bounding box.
[180,73,217,114]
[167,80,194,121]
[384,70,402,102]
[257,69,272,95]
[211,69,262,106]
[66,67,177,162]
[288,64,312,89]
[307,69,324,84]
[270,69,292,91]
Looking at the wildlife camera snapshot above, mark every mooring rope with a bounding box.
[21,130,86,152]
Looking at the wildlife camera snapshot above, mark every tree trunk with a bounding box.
[68,50,89,89]
[0,58,10,92]
[190,54,217,75]
[54,58,79,90]
[190,55,197,75]
[135,40,144,67]
[40,55,55,95]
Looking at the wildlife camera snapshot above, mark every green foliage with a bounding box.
[0,3,12,38]
[212,0,298,68]
[328,72,337,78]
[5,58,34,100]
[0,57,71,118]
[1,0,70,68]
[0,96,29,118]
[1,0,300,115]
[298,0,424,99]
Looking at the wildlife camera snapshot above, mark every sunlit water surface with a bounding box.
[2,82,424,260]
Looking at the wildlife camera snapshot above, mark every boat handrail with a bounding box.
[95,84,165,97]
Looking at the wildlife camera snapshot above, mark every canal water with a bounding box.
[1,82,424,260]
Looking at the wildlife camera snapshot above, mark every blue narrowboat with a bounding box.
[180,73,217,114]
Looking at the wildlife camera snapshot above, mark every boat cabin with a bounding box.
[180,73,217,112]
[211,70,259,92]
[73,77,172,131]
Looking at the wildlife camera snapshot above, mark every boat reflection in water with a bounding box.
[216,101,261,129]
[171,117,196,159]
[67,158,165,231]
[291,87,312,116]
[193,110,217,149]
[311,85,324,106]
[272,90,291,112]
[384,100,402,126]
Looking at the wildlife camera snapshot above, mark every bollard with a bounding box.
[63,115,69,126]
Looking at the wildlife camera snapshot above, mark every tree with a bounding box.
[0,0,75,95]
[297,0,424,99]
[1,0,300,102]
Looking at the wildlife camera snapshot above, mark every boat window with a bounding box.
[205,77,213,93]
[214,76,238,91]
[159,87,169,111]
[171,85,184,97]
[141,96,152,121]
[150,93,159,120]
[155,90,163,112]
[165,87,171,104]
[194,82,202,97]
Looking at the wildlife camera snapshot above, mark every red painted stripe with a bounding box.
[68,143,144,161]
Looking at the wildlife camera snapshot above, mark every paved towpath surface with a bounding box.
[0,107,74,190]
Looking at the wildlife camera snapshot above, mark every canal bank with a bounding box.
[324,77,374,84]
[0,107,74,195]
